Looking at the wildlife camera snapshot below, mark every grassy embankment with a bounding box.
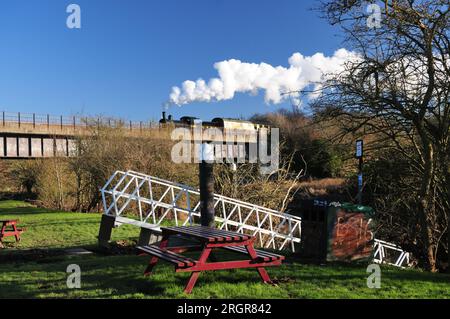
[0,200,448,299]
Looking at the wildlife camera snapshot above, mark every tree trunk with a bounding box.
[446,160,450,273]
[436,145,450,273]
[420,204,437,272]
[418,137,437,272]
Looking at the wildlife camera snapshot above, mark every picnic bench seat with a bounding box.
[137,245,197,269]
[0,220,25,244]
[138,226,285,294]
[223,245,285,262]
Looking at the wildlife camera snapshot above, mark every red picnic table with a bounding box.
[0,220,25,245]
[137,225,284,294]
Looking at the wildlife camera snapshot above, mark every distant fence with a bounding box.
[1,111,160,133]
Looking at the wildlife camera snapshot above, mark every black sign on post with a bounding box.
[356,139,363,159]
[355,140,363,205]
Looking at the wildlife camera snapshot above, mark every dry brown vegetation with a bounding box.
[2,125,196,211]
[295,178,348,198]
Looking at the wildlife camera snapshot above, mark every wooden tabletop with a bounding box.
[162,225,252,243]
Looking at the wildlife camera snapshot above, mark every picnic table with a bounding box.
[0,219,25,244]
[137,225,284,294]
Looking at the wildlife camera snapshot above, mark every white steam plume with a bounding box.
[168,48,359,106]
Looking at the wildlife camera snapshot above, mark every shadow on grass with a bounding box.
[18,219,100,227]
[380,268,450,283]
[0,274,169,298]
[1,252,449,299]
[0,206,61,215]
[0,247,74,262]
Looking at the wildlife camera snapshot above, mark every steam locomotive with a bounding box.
[159,111,268,131]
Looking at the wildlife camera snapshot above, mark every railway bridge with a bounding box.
[0,111,161,159]
[0,111,267,159]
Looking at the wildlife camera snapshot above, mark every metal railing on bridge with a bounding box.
[1,111,159,133]
[100,170,302,252]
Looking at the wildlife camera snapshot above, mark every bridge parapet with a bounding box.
[0,111,166,158]
[1,111,159,136]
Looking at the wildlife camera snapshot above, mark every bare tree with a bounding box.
[315,0,449,271]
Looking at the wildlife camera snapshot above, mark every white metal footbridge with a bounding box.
[373,239,411,268]
[100,170,303,252]
[100,170,412,266]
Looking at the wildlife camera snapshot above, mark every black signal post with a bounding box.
[199,142,215,227]
[356,140,363,205]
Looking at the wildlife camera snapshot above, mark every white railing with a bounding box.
[101,170,302,252]
[373,239,411,268]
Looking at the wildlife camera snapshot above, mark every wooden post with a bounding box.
[33,113,35,129]
[60,115,63,130]
[47,114,50,129]
[2,111,4,127]
[18,112,21,128]
[98,215,116,248]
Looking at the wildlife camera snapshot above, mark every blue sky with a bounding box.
[0,0,345,122]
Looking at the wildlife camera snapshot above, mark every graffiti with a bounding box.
[330,210,374,261]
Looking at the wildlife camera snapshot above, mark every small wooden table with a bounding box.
[0,220,25,244]
[138,225,284,294]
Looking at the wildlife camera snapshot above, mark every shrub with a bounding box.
[251,109,346,178]
[9,160,40,195]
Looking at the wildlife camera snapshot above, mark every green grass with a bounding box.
[0,200,139,249]
[0,200,449,299]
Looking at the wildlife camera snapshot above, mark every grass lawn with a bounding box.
[0,200,449,299]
